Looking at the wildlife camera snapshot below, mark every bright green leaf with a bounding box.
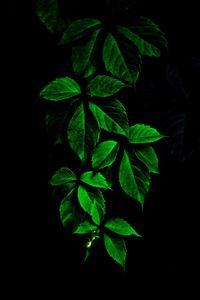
[67,103,100,161]
[36,0,65,33]
[78,185,92,214]
[103,32,141,85]
[77,186,105,225]
[119,150,151,208]
[72,28,101,77]
[80,171,110,189]
[129,124,164,144]
[50,167,77,186]
[59,18,102,44]
[134,146,159,174]
[40,77,81,101]
[104,233,127,270]
[92,140,119,169]
[74,220,98,234]
[87,75,128,97]
[90,191,105,225]
[89,99,129,136]
[117,25,161,57]
[104,218,141,237]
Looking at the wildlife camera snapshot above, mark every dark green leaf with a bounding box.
[59,189,81,230]
[87,75,128,97]
[129,17,168,51]
[59,18,102,44]
[89,99,129,136]
[80,171,110,189]
[50,167,77,186]
[129,124,164,144]
[104,218,141,237]
[72,28,101,77]
[40,77,81,101]
[77,186,105,225]
[36,0,65,33]
[119,150,151,208]
[74,220,98,234]
[45,98,79,145]
[134,146,159,174]
[103,32,141,85]
[104,233,126,270]
[117,25,161,57]
[67,103,100,161]
[92,140,119,169]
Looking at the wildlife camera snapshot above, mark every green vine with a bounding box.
[36,0,168,270]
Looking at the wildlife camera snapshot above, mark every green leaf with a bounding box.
[77,186,105,225]
[134,146,159,174]
[103,33,141,85]
[67,103,100,161]
[40,77,81,101]
[104,233,127,270]
[104,218,141,237]
[129,124,164,144]
[92,140,119,169]
[80,171,110,189]
[130,17,168,51]
[50,167,77,186]
[90,191,106,225]
[78,185,92,214]
[59,189,81,230]
[72,28,101,77]
[117,25,161,57]
[45,98,79,145]
[59,18,102,44]
[89,99,129,136]
[74,220,98,234]
[119,150,151,208]
[36,0,65,33]
[87,75,128,97]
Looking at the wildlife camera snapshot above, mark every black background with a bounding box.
[8,0,200,297]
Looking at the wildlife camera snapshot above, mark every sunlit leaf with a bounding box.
[134,146,159,174]
[103,32,141,85]
[92,140,119,169]
[104,218,141,237]
[50,167,77,186]
[119,150,151,208]
[87,75,128,97]
[89,99,129,136]
[59,18,102,44]
[72,28,101,77]
[40,77,81,101]
[129,124,164,144]
[67,103,100,161]
[104,233,126,270]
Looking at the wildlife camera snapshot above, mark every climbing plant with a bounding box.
[36,0,168,270]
